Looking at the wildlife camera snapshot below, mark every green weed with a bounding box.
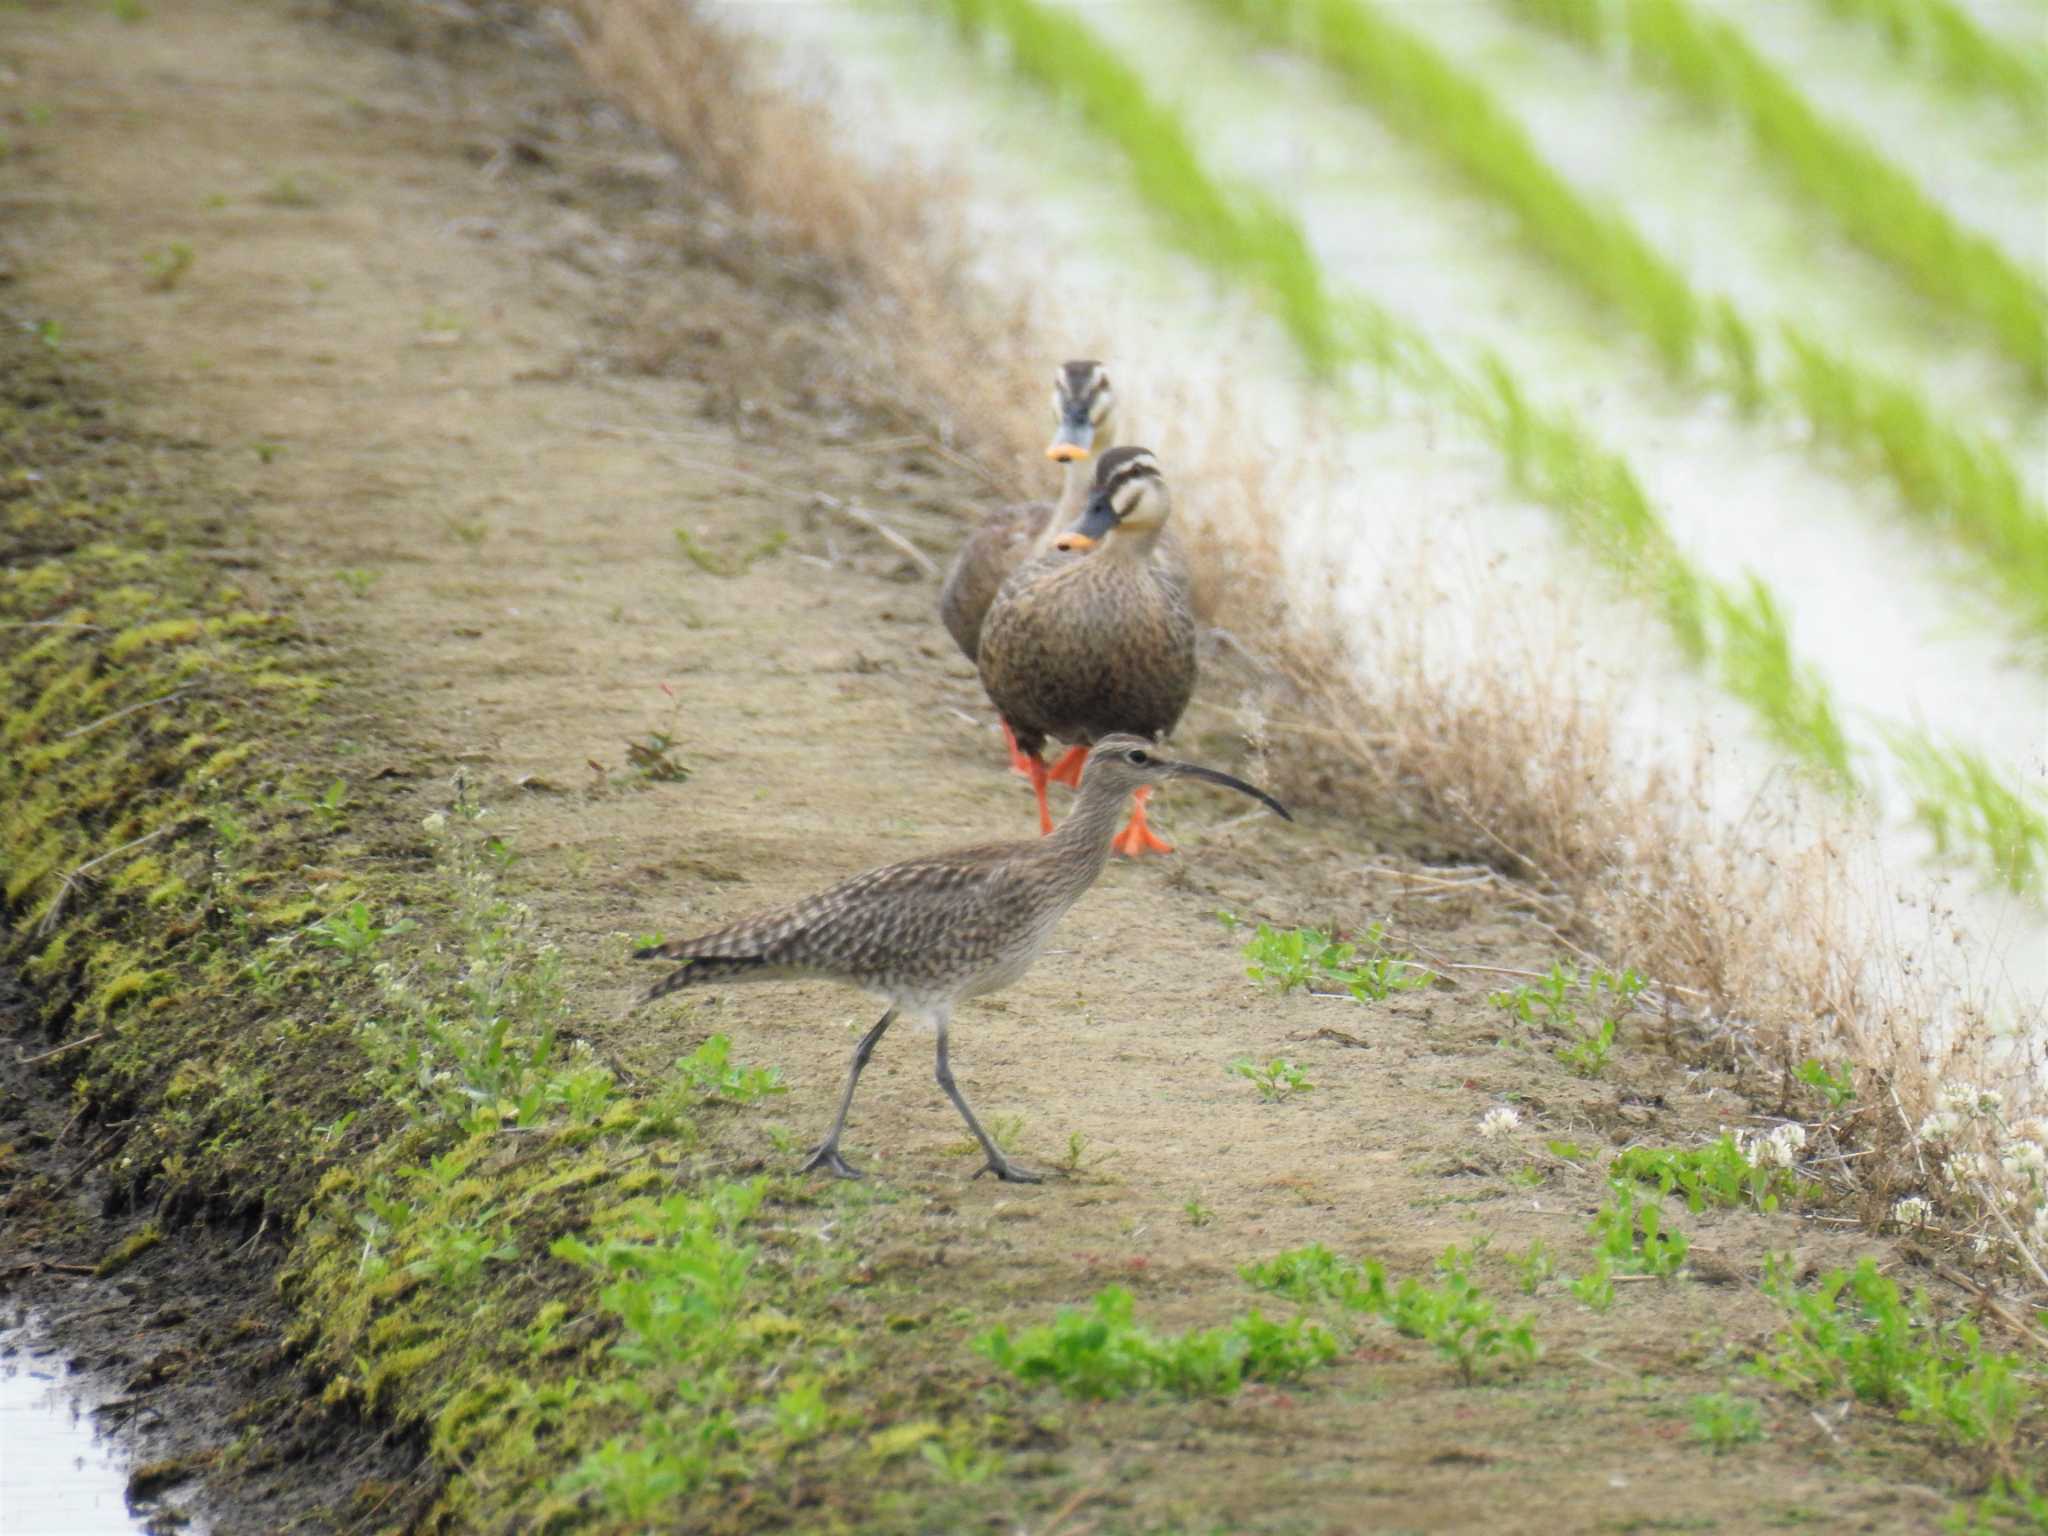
[1240,920,1429,1001]
[1754,1257,2040,1473]
[1489,962,1642,1077]
[1688,1391,1766,1452]
[142,240,194,292]
[1611,1132,1809,1213]
[1241,1243,1539,1383]
[668,1034,787,1105]
[1229,1056,1314,1101]
[974,1285,1339,1400]
[307,901,416,965]
[1590,1179,1690,1276]
[1794,1058,1857,1111]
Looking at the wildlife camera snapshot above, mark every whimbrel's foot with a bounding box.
[798,1143,865,1180]
[1110,787,1173,858]
[974,1155,1045,1184]
[1045,744,1089,789]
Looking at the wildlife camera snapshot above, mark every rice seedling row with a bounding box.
[932,0,2048,902]
[1195,0,2048,644]
[1803,0,2048,128]
[1504,0,2048,388]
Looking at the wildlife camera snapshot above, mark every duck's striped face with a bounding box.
[1046,360,1115,462]
[1054,447,1168,550]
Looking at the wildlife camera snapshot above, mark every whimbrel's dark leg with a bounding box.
[934,1010,1043,1184]
[799,1007,896,1179]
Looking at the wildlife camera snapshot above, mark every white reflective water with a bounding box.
[717,2,2047,1044]
[0,1325,157,1536]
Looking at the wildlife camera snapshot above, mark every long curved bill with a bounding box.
[1047,416,1096,463]
[1165,760,1294,822]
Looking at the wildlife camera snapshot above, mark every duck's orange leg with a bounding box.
[1045,744,1089,788]
[1110,785,1174,858]
[1002,721,1037,779]
[1024,753,1056,837]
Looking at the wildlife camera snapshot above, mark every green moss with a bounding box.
[96,1223,163,1276]
[108,616,204,659]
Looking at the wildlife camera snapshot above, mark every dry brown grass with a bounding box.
[567,0,2044,1287]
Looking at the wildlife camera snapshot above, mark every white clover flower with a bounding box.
[1917,1110,1962,1145]
[422,811,448,835]
[1763,1123,1808,1168]
[1478,1105,1521,1139]
[1937,1082,2000,1120]
[1892,1196,1931,1226]
[2001,1139,2047,1187]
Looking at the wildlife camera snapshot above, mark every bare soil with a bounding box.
[0,1,1980,1530]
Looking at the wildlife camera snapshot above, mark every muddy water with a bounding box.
[723,3,2048,1023]
[0,1324,158,1536]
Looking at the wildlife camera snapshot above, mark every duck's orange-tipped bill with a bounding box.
[1053,531,1098,552]
[1047,418,1095,462]
[1047,442,1089,462]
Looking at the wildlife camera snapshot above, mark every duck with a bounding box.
[976,447,1196,858]
[940,359,1115,781]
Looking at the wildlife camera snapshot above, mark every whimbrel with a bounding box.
[976,448,1196,857]
[941,360,1118,782]
[634,734,1289,1182]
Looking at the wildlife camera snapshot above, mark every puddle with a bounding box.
[0,1323,166,1536]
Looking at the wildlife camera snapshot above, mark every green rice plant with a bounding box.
[1807,0,2048,128]
[1890,728,2048,900]
[1200,0,1706,377]
[974,1285,1340,1399]
[1754,1257,2041,1473]
[933,0,1342,371]
[1517,0,2048,387]
[1781,331,2048,636]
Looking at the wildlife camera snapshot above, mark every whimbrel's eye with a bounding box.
[1127,748,1150,765]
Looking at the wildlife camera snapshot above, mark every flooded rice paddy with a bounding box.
[721,0,2048,1024]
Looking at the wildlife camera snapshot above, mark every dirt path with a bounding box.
[2,2,1965,1530]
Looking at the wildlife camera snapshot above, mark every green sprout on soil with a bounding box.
[1688,1391,1766,1453]
[1241,1243,1539,1384]
[307,900,416,964]
[1795,1058,1857,1111]
[1229,1056,1314,1101]
[142,240,194,292]
[1489,962,1642,1077]
[1589,1178,1690,1277]
[1611,1132,1810,1213]
[673,526,788,577]
[668,1034,787,1105]
[1240,920,1429,1002]
[1755,1257,2043,1480]
[974,1285,1339,1400]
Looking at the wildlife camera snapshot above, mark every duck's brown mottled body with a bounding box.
[978,542,1196,758]
[634,736,1291,1183]
[976,448,1196,853]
